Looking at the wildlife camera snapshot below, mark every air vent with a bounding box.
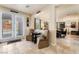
[10,10,18,13]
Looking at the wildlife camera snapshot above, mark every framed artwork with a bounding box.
[71,22,76,28]
[27,17,29,27]
[44,21,48,30]
[60,22,65,29]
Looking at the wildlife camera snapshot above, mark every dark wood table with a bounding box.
[32,32,41,44]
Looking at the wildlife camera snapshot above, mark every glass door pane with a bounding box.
[2,13,12,38]
[16,16,23,36]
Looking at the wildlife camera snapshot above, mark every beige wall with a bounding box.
[30,5,56,47]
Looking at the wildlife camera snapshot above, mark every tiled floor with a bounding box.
[56,35,79,54]
[0,40,56,54]
[0,35,79,54]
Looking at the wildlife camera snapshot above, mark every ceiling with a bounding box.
[0,4,48,14]
[56,4,79,19]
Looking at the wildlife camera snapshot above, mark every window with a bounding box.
[34,18,41,30]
